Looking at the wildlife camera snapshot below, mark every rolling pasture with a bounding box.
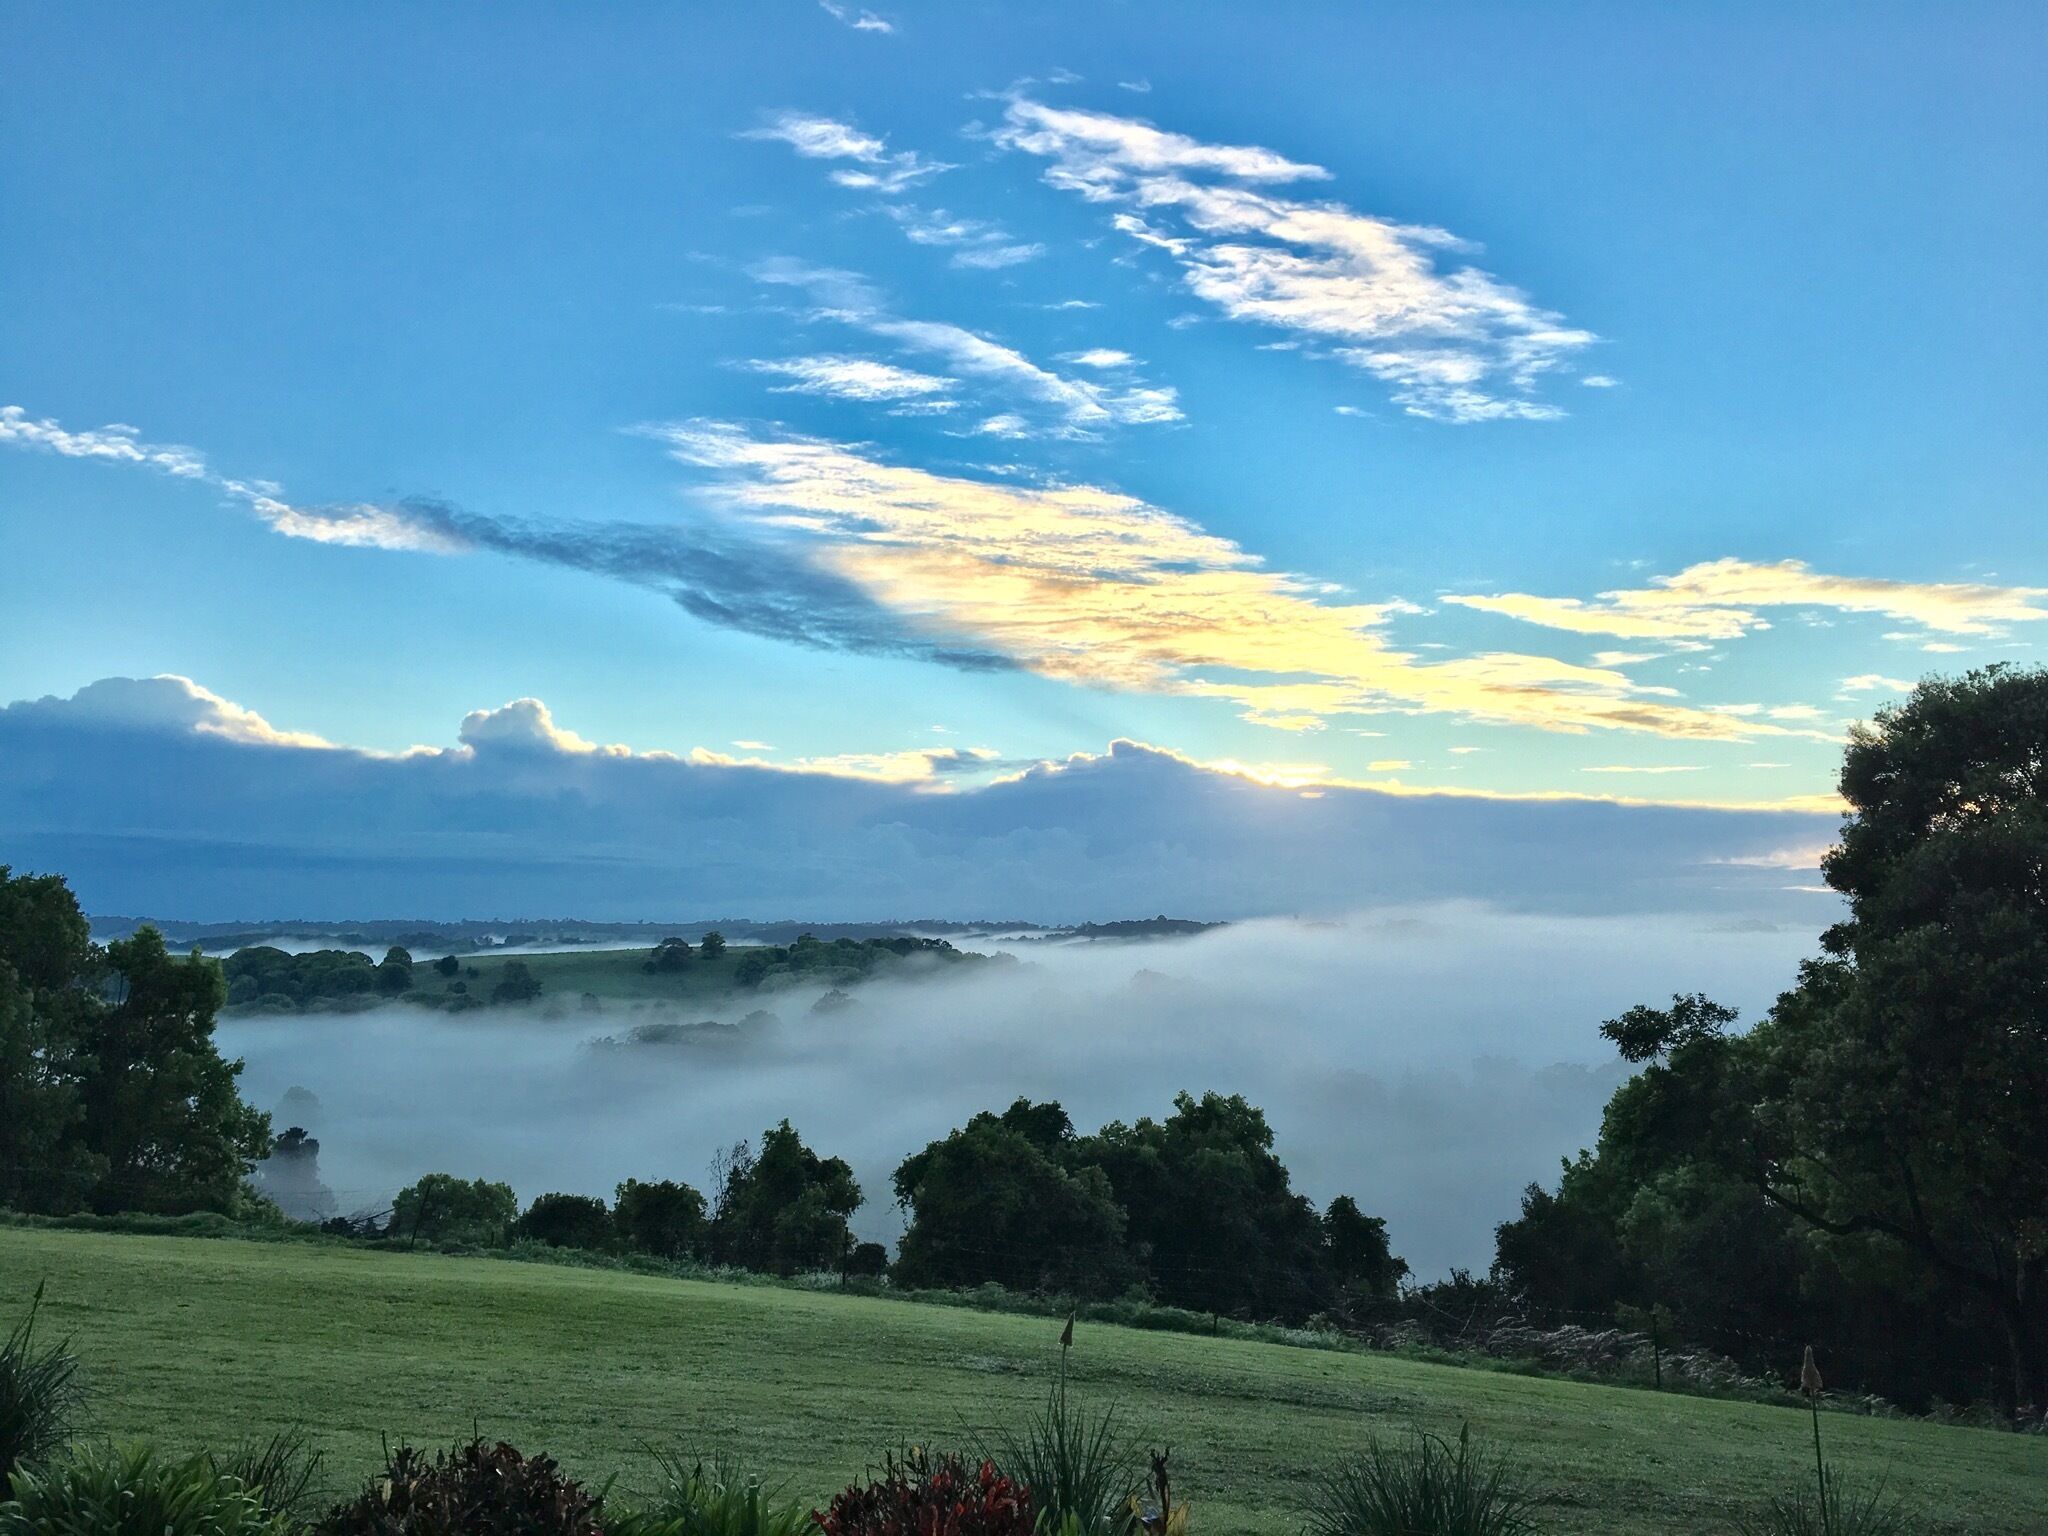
[4,1228,2042,1534]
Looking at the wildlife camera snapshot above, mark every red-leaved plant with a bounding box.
[812,1450,1035,1536]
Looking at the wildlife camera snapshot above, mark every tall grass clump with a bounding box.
[1301,1425,1539,1536]
[611,1452,809,1536]
[0,1283,83,1499]
[208,1429,324,1526]
[977,1319,1142,1536]
[0,1444,293,1536]
[1733,1349,1909,1536]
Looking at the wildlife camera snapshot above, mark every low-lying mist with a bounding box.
[222,902,1824,1278]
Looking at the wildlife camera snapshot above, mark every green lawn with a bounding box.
[2,1229,2041,1533]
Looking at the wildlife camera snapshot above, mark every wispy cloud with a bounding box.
[819,0,893,32]
[1446,558,2048,641]
[740,111,944,193]
[642,421,1821,743]
[1837,673,1913,695]
[1062,348,1135,368]
[0,405,1871,758]
[0,405,458,552]
[993,96,1598,422]
[744,354,957,408]
[751,260,1181,434]
[883,206,1044,269]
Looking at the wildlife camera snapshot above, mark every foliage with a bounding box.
[0,1444,292,1536]
[613,1180,708,1261]
[617,1452,809,1536]
[207,1430,324,1526]
[895,1095,1402,1321]
[514,1193,615,1250]
[0,1286,82,1500]
[221,947,381,1009]
[1495,668,2048,1414]
[313,1440,604,1536]
[1732,1470,1908,1536]
[432,955,460,978]
[707,1123,860,1275]
[894,1105,1136,1297]
[811,1451,1034,1536]
[390,1174,518,1247]
[489,961,542,1004]
[976,1354,1140,1536]
[1300,1426,1539,1536]
[698,932,727,960]
[0,870,271,1218]
[645,938,695,973]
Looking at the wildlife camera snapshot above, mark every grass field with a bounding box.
[3,1230,2043,1533]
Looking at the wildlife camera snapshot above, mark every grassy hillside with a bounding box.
[3,1230,2042,1533]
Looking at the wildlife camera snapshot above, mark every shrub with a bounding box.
[1301,1426,1538,1536]
[812,1451,1034,1536]
[314,1440,603,1536]
[208,1429,324,1525]
[1733,1471,1908,1536]
[512,1193,615,1251]
[0,1284,82,1499]
[611,1452,809,1536]
[978,1384,1140,1536]
[0,1444,291,1536]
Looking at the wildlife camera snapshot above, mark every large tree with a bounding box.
[1754,667,2048,1407]
[0,868,270,1216]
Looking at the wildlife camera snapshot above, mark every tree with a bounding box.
[893,1103,1135,1297]
[698,930,727,959]
[391,1173,518,1246]
[1323,1195,1408,1300]
[254,1126,336,1223]
[490,960,541,1004]
[433,954,460,978]
[377,946,415,994]
[613,1177,708,1259]
[1749,667,2048,1408]
[75,928,271,1214]
[708,1120,861,1274]
[511,1192,614,1250]
[645,936,693,973]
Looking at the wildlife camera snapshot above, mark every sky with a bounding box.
[2,1,2044,919]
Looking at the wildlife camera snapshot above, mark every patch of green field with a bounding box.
[3,1231,2041,1533]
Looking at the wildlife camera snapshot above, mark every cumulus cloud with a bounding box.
[993,97,1597,422]
[0,674,1844,924]
[740,111,945,193]
[751,260,1181,434]
[1446,558,2048,641]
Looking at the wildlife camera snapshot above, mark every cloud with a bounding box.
[993,97,1596,422]
[0,675,1843,925]
[751,261,1181,434]
[0,405,459,553]
[1446,558,2048,640]
[642,422,1830,745]
[741,111,944,193]
[1062,348,1135,368]
[1838,673,1913,694]
[745,354,957,406]
[4,404,1849,752]
[1117,79,1151,93]
[819,0,893,32]
[884,207,1044,269]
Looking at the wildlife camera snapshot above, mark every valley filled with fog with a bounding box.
[222,901,1825,1278]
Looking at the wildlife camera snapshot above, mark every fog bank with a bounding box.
[224,902,1823,1278]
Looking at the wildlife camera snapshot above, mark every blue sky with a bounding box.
[3,1,2044,842]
